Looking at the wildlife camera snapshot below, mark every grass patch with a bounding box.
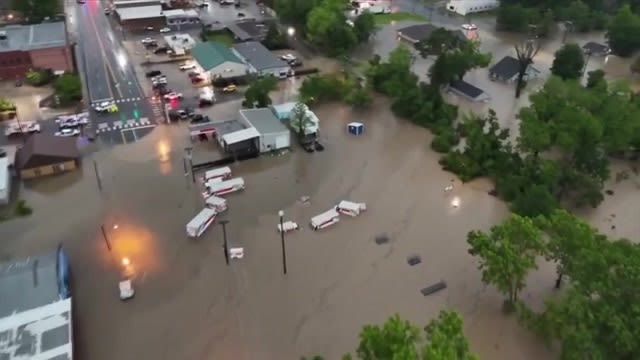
[205,32,234,46]
[374,12,428,25]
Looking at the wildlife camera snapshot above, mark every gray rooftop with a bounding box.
[0,22,67,53]
[0,251,72,360]
[239,108,288,134]
[0,251,62,318]
[232,41,289,71]
[212,119,248,136]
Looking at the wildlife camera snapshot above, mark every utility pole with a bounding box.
[100,225,112,251]
[278,210,287,275]
[93,160,103,192]
[220,220,229,265]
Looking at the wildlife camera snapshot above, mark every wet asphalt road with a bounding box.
[74,0,156,144]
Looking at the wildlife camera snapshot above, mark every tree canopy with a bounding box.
[344,311,478,359]
[242,76,277,108]
[551,43,585,80]
[607,5,640,57]
[10,0,59,22]
[53,73,82,105]
[428,41,491,87]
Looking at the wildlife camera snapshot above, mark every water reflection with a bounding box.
[156,140,171,174]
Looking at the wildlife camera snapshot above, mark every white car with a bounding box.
[159,27,171,33]
[119,279,135,300]
[141,37,154,44]
[59,119,80,128]
[280,54,296,62]
[164,92,183,101]
[93,100,114,112]
[461,24,478,31]
[180,63,196,71]
[4,123,40,136]
[55,128,80,137]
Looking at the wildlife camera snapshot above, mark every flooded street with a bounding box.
[3,14,640,360]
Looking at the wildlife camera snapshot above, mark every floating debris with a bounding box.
[407,255,421,266]
[375,234,389,245]
[421,280,447,296]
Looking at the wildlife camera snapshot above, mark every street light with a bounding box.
[278,210,287,275]
[287,27,295,37]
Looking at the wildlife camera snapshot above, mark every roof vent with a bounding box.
[0,31,7,40]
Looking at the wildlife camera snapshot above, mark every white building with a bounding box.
[163,9,200,26]
[232,41,291,79]
[238,108,291,153]
[0,156,8,205]
[163,33,196,51]
[446,0,499,16]
[0,248,73,360]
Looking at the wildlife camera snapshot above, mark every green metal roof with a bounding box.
[191,41,243,70]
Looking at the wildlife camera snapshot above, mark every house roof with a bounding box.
[582,41,610,55]
[449,80,484,99]
[397,24,437,42]
[233,41,289,71]
[192,41,243,71]
[0,22,67,53]
[227,20,269,41]
[115,5,163,20]
[239,108,288,134]
[489,56,521,79]
[17,134,80,169]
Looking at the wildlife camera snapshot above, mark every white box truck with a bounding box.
[203,166,232,182]
[336,200,367,217]
[207,177,245,196]
[310,209,340,231]
[186,208,217,237]
[205,195,228,213]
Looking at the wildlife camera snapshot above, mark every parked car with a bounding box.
[237,12,245,17]
[141,37,154,44]
[93,100,114,112]
[154,47,169,54]
[289,59,303,67]
[176,109,188,119]
[145,70,162,77]
[144,41,158,48]
[281,54,296,62]
[222,84,237,93]
[190,114,206,123]
[104,8,111,15]
[461,23,478,31]
[188,71,201,78]
[145,26,154,31]
[180,63,197,71]
[184,107,196,118]
[164,92,183,101]
[191,76,205,84]
[159,27,171,33]
[157,87,171,95]
[199,99,214,107]
[55,128,80,137]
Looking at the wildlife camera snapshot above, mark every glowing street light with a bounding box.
[287,27,295,37]
[121,257,131,266]
[113,224,119,230]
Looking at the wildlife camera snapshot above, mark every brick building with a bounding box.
[0,22,73,79]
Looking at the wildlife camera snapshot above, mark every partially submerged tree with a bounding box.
[514,39,541,98]
[551,43,585,80]
[242,76,277,108]
[467,214,544,311]
[416,28,465,58]
[289,102,314,140]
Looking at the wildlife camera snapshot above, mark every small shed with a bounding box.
[239,109,291,152]
[446,80,490,102]
[16,134,80,179]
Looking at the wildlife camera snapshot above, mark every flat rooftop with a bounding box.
[116,5,163,20]
[212,119,247,136]
[0,250,72,360]
[0,22,67,53]
[239,108,288,134]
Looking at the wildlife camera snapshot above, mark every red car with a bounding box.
[191,76,205,84]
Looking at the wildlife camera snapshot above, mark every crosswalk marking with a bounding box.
[96,118,154,133]
[115,97,143,104]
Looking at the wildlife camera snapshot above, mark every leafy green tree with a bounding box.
[416,28,465,58]
[0,96,16,112]
[423,310,479,360]
[467,214,544,311]
[289,102,313,139]
[366,46,417,97]
[53,73,82,105]
[242,76,277,108]
[263,23,287,50]
[10,0,58,21]
[275,0,320,26]
[513,39,540,98]
[429,42,491,87]
[607,5,640,57]
[496,4,532,33]
[344,81,371,108]
[559,1,594,32]
[299,74,349,104]
[551,44,585,80]
[353,12,376,42]
[346,311,477,359]
[586,69,606,89]
[306,0,357,56]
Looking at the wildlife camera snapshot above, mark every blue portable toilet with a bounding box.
[347,122,364,136]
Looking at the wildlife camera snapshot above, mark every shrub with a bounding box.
[25,69,52,86]
[14,200,33,217]
[431,130,459,153]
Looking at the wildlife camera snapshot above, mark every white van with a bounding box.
[207,177,245,196]
[203,166,232,182]
[186,208,217,237]
[310,209,340,231]
[205,195,228,213]
[336,200,367,217]
[277,221,299,233]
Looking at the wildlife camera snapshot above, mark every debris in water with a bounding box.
[407,255,421,266]
[375,234,389,245]
[420,280,447,296]
[605,189,614,195]
[299,195,311,204]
